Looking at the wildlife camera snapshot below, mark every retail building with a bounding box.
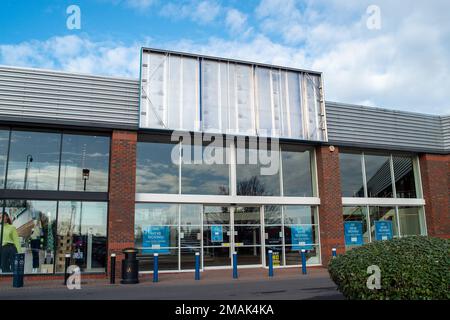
[0,48,448,279]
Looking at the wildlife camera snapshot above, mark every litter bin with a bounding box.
[121,248,139,284]
[13,253,25,288]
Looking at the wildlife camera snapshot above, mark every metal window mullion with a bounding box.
[261,205,265,267]
[390,154,397,198]
[365,205,372,243]
[281,206,286,266]
[178,204,181,271]
[230,139,236,196]
[279,145,284,197]
[395,205,401,238]
[361,152,368,198]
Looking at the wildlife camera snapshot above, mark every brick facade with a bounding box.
[315,145,345,266]
[107,130,138,277]
[419,153,450,239]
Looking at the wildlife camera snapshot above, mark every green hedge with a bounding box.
[328,236,450,300]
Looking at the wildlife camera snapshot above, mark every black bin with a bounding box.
[121,248,139,284]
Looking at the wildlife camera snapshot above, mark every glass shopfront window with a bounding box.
[365,154,393,198]
[1,200,107,274]
[393,156,417,198]
[0,129,8,188]
[342,206,369,248]
[136,141,179,194]
[1,200,57,274]
[281,145,313,197]
[339,152,364,197]
[236,141,280,196]
[181,142,229,195]
[398,206,424,236]
[6,130,61,190]
[59,134,110,192]
[369,206,398,240]
[56,202,107,273]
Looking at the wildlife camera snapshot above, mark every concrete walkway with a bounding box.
[0,267,344,300]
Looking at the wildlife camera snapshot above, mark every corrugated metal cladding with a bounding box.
[441,116,450,151]
[0,66,139,129]
[325,102,448,154]
[0,66,448,154]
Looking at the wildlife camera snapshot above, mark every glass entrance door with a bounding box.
[203,206,262,268]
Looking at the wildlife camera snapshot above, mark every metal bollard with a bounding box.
[12,253,25,288]
[64,253,71,285]
[301,249,307,275]
[332,248,337,258]
[268,250,273,277]
[153,253,159,283]
[232,252,238,279]
[195,252,200,280]
[110,253,116,284]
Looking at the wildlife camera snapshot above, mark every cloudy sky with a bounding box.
[0,0,449,115]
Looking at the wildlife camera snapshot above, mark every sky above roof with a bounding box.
[1,0,449,115]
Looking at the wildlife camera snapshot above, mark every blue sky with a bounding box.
[1,0,449,115]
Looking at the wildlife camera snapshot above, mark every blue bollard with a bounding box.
[232,252,238,279]
[153,253,159,283]
[268,250,273,277]
[195,252,200,280]
[301,249,307,275]
[332,248,337,258]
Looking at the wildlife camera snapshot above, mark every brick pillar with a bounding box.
[108,130,137,277]
[315,145,345,266]
[419,154,450,239]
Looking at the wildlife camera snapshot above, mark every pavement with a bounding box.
[0,267,344,300]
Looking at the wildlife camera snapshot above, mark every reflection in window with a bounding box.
[1,200,57,274]
[236,142,280,196]
[398,207,423,236]
[56,202,107,272]
[59,134,110,192]
[369,206,398,240]
[136,141,179,194]
[7,130,61,190]
[339,152,364,197]
[365,154,393,198]
[181,142,229,195]
[281,146,313,197]
[0,129,8,188]
[393,156,417,198]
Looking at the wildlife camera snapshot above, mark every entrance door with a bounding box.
[203,206,262,268]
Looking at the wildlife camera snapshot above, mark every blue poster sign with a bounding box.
[143,226,170,254]
[291,225,313,250]
[211,225,223,243]
[344,221,364,246]
[374,220,393,241]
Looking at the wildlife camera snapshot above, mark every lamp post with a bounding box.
[23,154,33,189]
[79,169,90,250]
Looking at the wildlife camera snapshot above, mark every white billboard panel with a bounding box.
[139,48,327,141]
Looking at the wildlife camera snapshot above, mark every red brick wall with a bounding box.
[315,145,345,266]
[107,130,137,277]
[419,153,450,239]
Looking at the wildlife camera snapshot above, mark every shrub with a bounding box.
[328,236,450,300]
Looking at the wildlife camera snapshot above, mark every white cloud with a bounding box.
[225,8,247,34]
[126,0,157,9]
[160,0,221,25]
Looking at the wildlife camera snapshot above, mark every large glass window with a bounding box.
[1,200,57,274]
[398,206,424,236]
[0,129,8,188]
[281,145,313,197]
[369,206,398,240]
[181,141,229,195]
[339,152,364,197]
[364,154,393,198]
[56,201,107,273]
[236,141,280,196]
[342,207,369,248]
[393,156,417,198]
[6,130,61,190]
[59,134,110,192]
[136,140,179,194]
